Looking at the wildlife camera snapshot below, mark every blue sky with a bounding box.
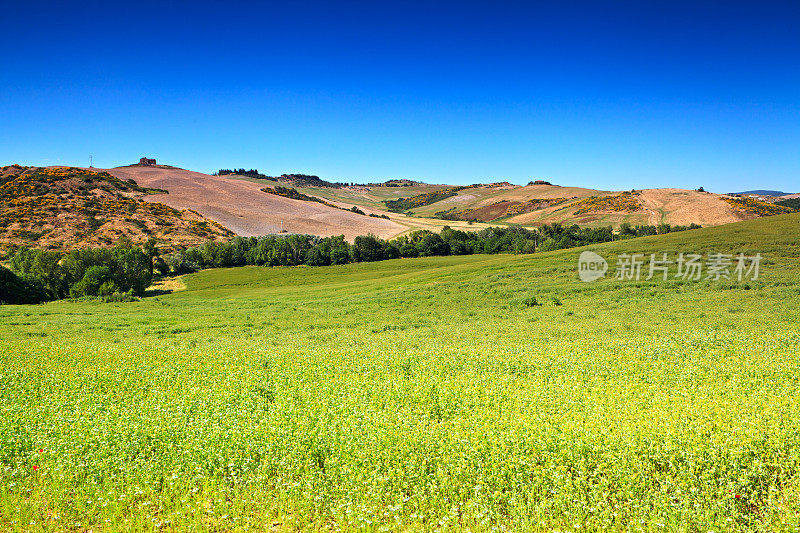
[2,1,798,191]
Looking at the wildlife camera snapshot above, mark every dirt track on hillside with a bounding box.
[637,189,752,226]
[103,166,405,240]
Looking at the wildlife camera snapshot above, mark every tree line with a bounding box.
[1,239,155,304]
[214,169,351,188]
[215,168,264,178]
[1,222,703,305]
[618,222,702,237]
[157,224,614,273]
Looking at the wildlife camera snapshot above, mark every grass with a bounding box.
[2,213,800,531]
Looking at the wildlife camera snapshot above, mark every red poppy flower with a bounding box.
[734,494,742,499]
[32,465,39,471]
[38,449,43,453]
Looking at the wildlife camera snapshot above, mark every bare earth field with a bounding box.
[396,183,766,229]
[104,166,405,241]
[107,167,494,240]
[90,166,793,239]
[636,188,752,226]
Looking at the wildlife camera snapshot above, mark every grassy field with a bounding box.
[2,214,800,531]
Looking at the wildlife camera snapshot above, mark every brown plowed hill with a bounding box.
[636,188,753,226]
[386,181,774,228]
[502,188,754,227]
[104,166,406,241]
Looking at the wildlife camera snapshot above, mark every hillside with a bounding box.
[104,164,799,237]
[221,172,452,212]
[3,213,800,530]
[0,165,232,254]
[393,184,796,227]
[112,166,497,240]
[107,165,407,241]
[7,162,793,253]
[282,179,797,229]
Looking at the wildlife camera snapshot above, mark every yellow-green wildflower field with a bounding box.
[2,214,800,531]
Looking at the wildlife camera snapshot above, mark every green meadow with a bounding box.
[2,214,800,531]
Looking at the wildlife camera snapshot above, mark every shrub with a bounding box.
[571,192,642,215]
[102,289,137,303]
[521,296,540,307]
[775,198,800,211]
[722,196,793,216]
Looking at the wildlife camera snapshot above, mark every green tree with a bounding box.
[353,235,384,262]
[70,265,115,298]
[111,243,152,296]
[328,236,351,265]
[143,238,158,276]
[10,248,67,299]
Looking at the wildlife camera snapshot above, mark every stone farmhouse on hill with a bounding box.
[139,157,156,166]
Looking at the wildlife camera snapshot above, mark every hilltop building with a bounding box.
[139,157,156,166]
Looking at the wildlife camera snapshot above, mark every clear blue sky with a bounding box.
[2,1,798,192]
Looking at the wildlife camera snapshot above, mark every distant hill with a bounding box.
[106,165,406,240]
[0,165,233,255]
[733,190,790,196]
[8,162,793,250]
[288,180,796,229]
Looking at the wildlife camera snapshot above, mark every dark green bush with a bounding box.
[0,266,49,304]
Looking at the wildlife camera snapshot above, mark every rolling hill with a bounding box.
[3,162,796,254]
[277,179,796,228]
[105,165,497,240]
[0,165,233,254]
[104,165,405,241]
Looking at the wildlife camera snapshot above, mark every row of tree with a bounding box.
[2,222,704,305]
[161,224,616,272]
[618,222,702,237]
[1,240,154,304]
[215,168,264,178]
